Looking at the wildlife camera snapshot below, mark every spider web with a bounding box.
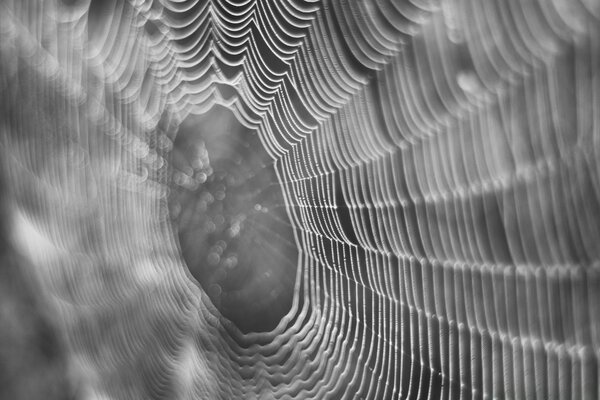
[1,0,600,399]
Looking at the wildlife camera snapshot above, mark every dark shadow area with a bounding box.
[169,106,298,333]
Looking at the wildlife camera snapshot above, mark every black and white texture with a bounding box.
[1,0,600,399]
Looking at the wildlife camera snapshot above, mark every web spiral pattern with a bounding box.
[2,0,600,399]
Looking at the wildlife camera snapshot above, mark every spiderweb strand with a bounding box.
[1,0,600,399]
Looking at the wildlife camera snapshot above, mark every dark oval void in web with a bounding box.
[168,106,298,333]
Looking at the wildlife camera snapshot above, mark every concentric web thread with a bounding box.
[1,0,600,399]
